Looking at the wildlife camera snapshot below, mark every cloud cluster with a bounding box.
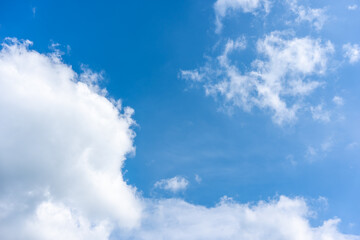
[0,37,359,240]
[0,38,141,239]
[182,32,334,124]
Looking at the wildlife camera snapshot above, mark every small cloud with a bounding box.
[321,138,333,152]
[154,176,189,193]
[332,96,344,106]
[343,43,360,64]
[305,137,335,162]
[32,7,36,16]
[346,141,359,150]
[348,4,358,10]
[195,174,202,183]
[66,45,71,54]
[180,70,203,82]
[306,146,317,158]
[286,154,297,166]
[310,104,331,122]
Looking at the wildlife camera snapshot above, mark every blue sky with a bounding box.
[0,0,360,239]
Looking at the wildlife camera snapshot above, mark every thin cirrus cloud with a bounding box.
[0,37,359,240]
[181,32,334,125]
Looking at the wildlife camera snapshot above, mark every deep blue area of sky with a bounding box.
[1,0,359,234]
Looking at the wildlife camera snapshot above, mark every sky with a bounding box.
[0,0,360,239]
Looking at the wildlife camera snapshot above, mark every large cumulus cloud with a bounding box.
[0,38,141,239]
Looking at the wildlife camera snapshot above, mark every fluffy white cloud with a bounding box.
[343,43,360,63]
[0,38,141,239]
[25,202,112,240]
[287,0,327,30]
[333,96,344,106]
[183,32,334,124]
[154,176,189,193]
[121,196,360,240]
[214,0,270,33]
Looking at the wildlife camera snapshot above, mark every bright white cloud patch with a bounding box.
[154,176,189,193]
[121,196,360,240]
[343,43,360,63]
[25,202,112,240]
[0,38,141,239]
[348,4,358,10]
[214,0,270,33]
[183,32,334,124]
[333,96,344,106]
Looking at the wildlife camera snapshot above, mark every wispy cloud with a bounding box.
[343,43,360,64]
[182,32,334,124]
[214,0,271,33]
[310,104,331,122]
[287,0,327,30]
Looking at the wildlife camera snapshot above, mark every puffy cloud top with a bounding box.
[0,38,141,239]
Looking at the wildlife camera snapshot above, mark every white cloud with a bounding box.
[121,196,360,240]
[184,32,334,124]
[306,146,318,158]
[343,43,360,64]
[321,138,334,152]
[214,0,270,33]
[287,0,327,30]
[310,104,331,122]
[195,174,202,183]
[0,38,141,238]
[154,176,189,193]
[180,69,203,82]
[333,96,344,106]
[348,4,358,10]
[25,202,112,240]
